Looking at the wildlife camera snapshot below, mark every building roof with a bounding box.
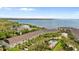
[71,28,79,41]
[49,39,57,45]
[5,29,57,47]
[20,25,30,29]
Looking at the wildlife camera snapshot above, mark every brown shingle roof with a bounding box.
[6,29,57,47]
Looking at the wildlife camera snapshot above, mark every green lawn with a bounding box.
[8,48,21,51]
[7,44,24,51]
[53,40,64,51]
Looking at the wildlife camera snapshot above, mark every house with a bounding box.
[68,44,77,51]
[23,48,28,51]
[53,36,62,39]
[71,28,79,41]
[20,25,31,30]
[2,29,57,48]
[48,39,58,48]
[19,25,31,30]
[11,25,31,31]
[61,33,68,38]
[0,40,9,51]
[74,48,77,51]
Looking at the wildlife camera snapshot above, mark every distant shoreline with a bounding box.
[0,18,54,20]
[0,18,79,20]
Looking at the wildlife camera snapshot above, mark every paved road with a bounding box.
[5,29,57,47]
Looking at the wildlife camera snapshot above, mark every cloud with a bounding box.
[0,7,2,8]
[4,7,12,10]
[68,11,79,19]
[20,8,35,11]
[0,7,12,10]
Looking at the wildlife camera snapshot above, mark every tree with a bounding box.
[0,32,6,40]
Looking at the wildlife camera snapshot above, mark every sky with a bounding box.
[0,7,79,19]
